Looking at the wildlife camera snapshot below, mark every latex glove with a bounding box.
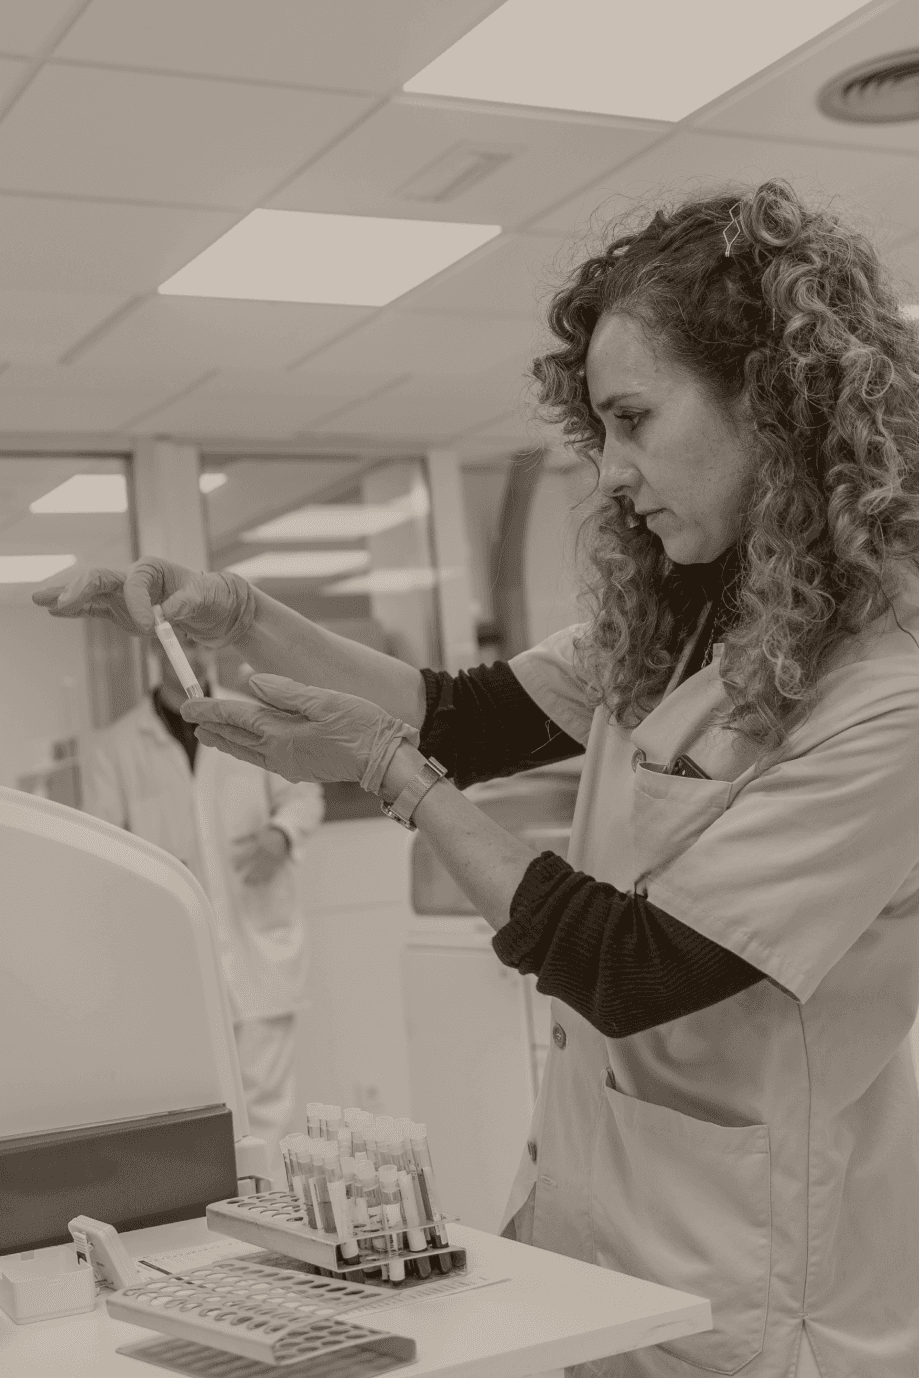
[31,556,257,646]
[232,825,290,885]
[182,674,420,793]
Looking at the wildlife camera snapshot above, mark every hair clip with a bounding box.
[723,203,742,258]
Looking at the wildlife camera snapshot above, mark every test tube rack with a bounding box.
[206,1192,466,1280]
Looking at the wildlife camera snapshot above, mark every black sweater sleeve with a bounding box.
[493,852,766,1037]
[416,661,768,1036]
[418,662,584,789]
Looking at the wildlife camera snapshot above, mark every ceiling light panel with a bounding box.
[159,210,501,306]
[404,0,873,122]
[199,473,228,494]
[30,474,128,514]
[227,550,370,581]
[0,555,76,584]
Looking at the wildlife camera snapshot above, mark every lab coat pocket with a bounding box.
[591,1084,771,1374]
[632,763,731,882]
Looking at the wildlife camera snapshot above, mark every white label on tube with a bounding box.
[152,611,204,699]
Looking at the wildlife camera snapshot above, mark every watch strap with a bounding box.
[380,757,447,831]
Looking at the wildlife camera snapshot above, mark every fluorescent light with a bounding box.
[30,474,127,514]
[0,555,76,584]
[226,550,370,581]
[200,472,228,494]
[243,492,429,543]
[324,567,461,595]
[158,209,502,307]
[404,0,871,122]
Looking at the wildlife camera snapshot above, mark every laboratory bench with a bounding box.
[0,1216,711,1378]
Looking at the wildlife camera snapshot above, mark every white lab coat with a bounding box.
[502,568,919,1377]
[80,689,324,1023]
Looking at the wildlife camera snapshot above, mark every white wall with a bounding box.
[0,603,92,788]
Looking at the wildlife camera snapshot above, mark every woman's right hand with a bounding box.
[31,556,258,647]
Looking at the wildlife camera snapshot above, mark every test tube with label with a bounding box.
[355,1160,388,1264]
[309,1140,336,1233]
[397,1170,432,1278]
[306,1102,324,1139]
[151,607,204,699]
[390,1131,431,1244]
[410,1123,452,1270]
[323,1146,361,1268]
[377,1165,406,1284]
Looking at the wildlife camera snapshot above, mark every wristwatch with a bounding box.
[380,756,447,831]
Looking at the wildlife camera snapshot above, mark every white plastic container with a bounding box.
[0,1246,95,1323]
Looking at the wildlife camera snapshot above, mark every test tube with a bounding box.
[308,1140,336,1234]
[324,1105,343,1140]
[337,1125,353,1158]
[151,607,204,699]
[389,1131,431,1244]
[323,1145,361,1267]
[410,1123,452,1271]
[306,1102,324,1139]
[355,1160,388,1265]
[290,1134,318,1230]
[397,1170,432,1278]
[377,1165,406,1284]
[279,1137,295,1195]
[358,1112,378,1166]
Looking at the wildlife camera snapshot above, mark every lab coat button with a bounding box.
[552,1023,567,1049]
[631,749,646,771]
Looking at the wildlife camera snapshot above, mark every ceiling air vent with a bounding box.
[818,49,919,123]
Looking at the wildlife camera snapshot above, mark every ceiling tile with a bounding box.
[0,291,128,365]
[270,96,668,231]
[74,297,373,372]
[298,310,539,378]
[129,371,406,438]
[0,194,239,293]
[530,129,919,245]
[314,366,532,441]
[0,0,76,55]
[0,389,173,432]
[0,56,27,98]
[57,0,503,93]
[399,233,574,319]
[0,362,209,395]
[196,368,400,401]
[0,64,373,206]
[694,0,919,155]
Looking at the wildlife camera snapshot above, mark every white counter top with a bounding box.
[0,1216,711,1378]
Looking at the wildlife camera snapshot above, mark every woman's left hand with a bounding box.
[181,674,420,792]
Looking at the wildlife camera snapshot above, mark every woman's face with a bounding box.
[586,311,756,565]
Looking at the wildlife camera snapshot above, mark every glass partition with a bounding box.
[0,454,139,805]
[201,454,442,820]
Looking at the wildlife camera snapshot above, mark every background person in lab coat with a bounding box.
[80,626,324,1182]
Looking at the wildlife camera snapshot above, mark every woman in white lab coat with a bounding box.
[37,181,919,1378]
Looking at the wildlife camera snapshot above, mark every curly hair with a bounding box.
[532,178,919,749]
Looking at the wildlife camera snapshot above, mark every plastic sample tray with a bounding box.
[105,1256,416,1369]
[206,1193,465,1279]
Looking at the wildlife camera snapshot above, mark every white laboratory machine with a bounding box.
[0,784,267,1262]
